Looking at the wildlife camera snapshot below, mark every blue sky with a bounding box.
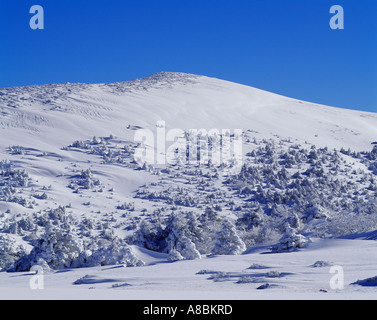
[1,0,376,112]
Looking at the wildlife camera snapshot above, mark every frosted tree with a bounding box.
[164,213,201,260]
[237,207,264,230]
[131,219,165,252]
[0,235,25,272]
[79,237,145,268]
[13,221,85,271]
[271,226,309,253]
[213,219,246,255]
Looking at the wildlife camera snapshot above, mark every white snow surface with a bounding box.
[1,71,376,151]
[1,238,377,300]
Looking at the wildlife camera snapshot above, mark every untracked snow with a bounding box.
[1,238,377,300]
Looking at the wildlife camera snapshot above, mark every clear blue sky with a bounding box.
[1,0,376,112]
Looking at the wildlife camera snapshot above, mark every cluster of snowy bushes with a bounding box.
[0,235,25,271]
[0,160,32,207]
[2,135,377,272]
[68,168,101,191]
[8,145,25,155]
[132,138,377,254]
[227,141,377,240]
[66,136,136,166]
[1,206,144,272]
[129,207,246,260]
[135,168,230,211]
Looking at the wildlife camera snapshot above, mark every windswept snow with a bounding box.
[1,72,376,151]
[1,238,377,300]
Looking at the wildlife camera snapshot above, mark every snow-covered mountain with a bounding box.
[1,72,376,151]
[1,72,377,299]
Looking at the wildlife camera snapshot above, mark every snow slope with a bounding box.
[1,238,377,300]
[1,72,376,152]
[1,72,377,300]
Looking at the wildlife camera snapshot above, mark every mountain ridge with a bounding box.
[0,72,376,152]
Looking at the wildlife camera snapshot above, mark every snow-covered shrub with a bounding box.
[313,209,377,238]
[66,136,137,167]
[167,250,184,261]
[8,145,24,155]
[302,204,329,223]
[13,222,84,271]
[0,161,31,206]
[130,211,204,260]
[68,168,100,190]
[236,207,264,230]
[130,219,166,252]
[33,192,48,200]
[69,140,88,149]
[207,272,231,282]
[3,216,36,235]
[247,263,268,270]
[266,271,281,278]
[240,225,281,248]
[30,258,51,274]
[12,220,144,271]
[0,235,26,272]
[196,207,223,253]
[131,206,248,258]
[271,228,309,253]
[311,260,332,268]
[77,238,145,268]
[285,213,301,230]
[79,217,96,236]
[236,276,255,284]
[213,219,246,255]
[116,202,135,211]
[164,213,201,260]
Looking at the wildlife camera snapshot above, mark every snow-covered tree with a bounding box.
[271,227,309,253]
[213,219,246,255]
[78,238,145,268]
[0,235,25,272]
[164,213,201,260]
[13,222,84,271]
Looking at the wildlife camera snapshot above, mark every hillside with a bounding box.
[1,72,376,151]
[0,72,377,299]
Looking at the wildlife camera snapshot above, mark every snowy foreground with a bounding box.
[1,72,377,300]
[1,237,377,300]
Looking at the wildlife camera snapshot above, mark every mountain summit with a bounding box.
[1,72,376,152]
